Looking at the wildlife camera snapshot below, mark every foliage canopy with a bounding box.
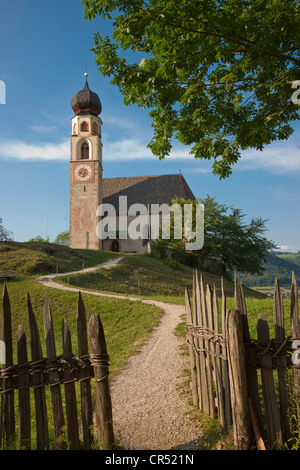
[83,0,300,178]
[152,196,277,275]
[0,219,13,242]
[54,231,70,247]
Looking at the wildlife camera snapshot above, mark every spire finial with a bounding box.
[84,70,89,88]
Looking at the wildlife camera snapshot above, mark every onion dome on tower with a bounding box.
[71,73,102,116]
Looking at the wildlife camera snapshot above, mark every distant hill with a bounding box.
[237,252,300,289]
[277,252,300,267]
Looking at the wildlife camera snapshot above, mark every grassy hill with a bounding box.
[237,252,300,290]
[0,241,296,449]
[277,252,300,267]
[56,253,266,302]
[0,241,264,301]
[0,241,120,275]
[0,242,165,379]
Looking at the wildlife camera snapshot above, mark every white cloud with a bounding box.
[104,115,139,132]
[0,134,188,162]
[265,185,300,202]
[178,142,300,176]
[238,143,300,174]
[103,138,152,161]
[275,245,295,252]
[103,137,193,161]
[0,137,156,162]
[31,125,56,134]
[183,165,212,174]
[1,135,298,175]
[0,139,69,161]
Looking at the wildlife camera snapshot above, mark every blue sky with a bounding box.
[0,0,299,252]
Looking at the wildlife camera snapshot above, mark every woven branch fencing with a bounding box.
[185,270,300,450]
[0,284,114,450]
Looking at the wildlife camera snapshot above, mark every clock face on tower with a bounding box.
[74,163,93,182]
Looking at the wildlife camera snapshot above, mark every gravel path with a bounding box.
[37,259,201,450]
[110,300,201,450]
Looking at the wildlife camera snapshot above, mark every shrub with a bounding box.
[163,258,184,271]
[21,261,37,275]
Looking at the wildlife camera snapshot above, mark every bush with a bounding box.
[21,261,37,275]
[163,258,184,271]
[151,238,199,268]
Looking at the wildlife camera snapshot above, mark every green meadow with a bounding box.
[1,241,299,449]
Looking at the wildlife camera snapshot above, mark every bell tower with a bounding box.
[69,73,103,250]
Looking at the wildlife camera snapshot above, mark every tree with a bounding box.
[54,231,70,247]
[0,220,13,241]
[151,197,201,267]
[83,0,300,178]
[152,196,276,275]
[199,195,277,274]
[28,235,50,243]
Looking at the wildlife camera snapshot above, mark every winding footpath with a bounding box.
[36,257,201,450]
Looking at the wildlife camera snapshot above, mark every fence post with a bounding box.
[62,318,80,450]
[257,314,282,447]
[235,275,264,439]
[192,271,202,410]
[77,292,93,449]
[199,274,215,418]
[185,287,198,407]
[43,293,65,449]
[221,277,232,429]
[195,275,209,414]
[291,271,300,429]
[88,314,114,450]
[213,284,226,427]
[0,284,15,448]
[274,279,291,443]
[27,293,49,450]
[17,325,31,449]
[226,308,252,450]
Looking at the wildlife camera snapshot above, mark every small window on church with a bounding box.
[92,122,98,134]
[80,121,89,132]
[81,142,89,159]
[73,123,77,134]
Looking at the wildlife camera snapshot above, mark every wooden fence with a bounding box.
[0,284,114,450]
[185,270,300,450]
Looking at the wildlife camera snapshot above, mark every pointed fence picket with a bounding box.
[0,285,114,450]
[185,270,300,450]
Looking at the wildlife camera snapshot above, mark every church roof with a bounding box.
[102,174,195,210]
[71,74,102,117]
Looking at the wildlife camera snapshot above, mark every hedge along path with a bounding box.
[37,259,202,450]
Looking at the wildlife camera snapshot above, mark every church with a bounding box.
[69,74,196,254]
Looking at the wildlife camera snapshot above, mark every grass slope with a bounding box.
[1,277,162,379]
[0,241,120,275]
[56,254,266,303]
[1,242,298,449]
[0,277,163,449]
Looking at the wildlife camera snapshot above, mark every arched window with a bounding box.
[81,142,89,159]
[80,121,89,132]
[73,123,77,134]
[92,122,98,134]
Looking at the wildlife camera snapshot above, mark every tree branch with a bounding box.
[143,8,300,67]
